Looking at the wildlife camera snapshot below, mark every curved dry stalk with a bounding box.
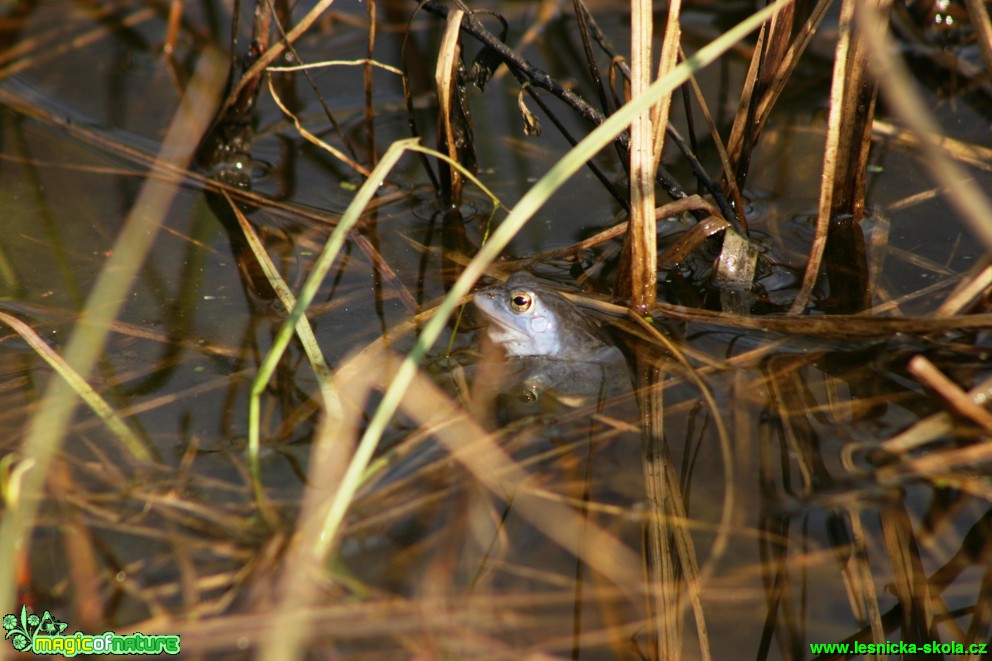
[268,59,402,74]
[267,78,372,177]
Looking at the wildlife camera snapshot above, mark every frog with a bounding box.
[471,273,638,499]
[472,271,619,362]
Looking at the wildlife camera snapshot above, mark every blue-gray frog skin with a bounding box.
[473,272,618,361]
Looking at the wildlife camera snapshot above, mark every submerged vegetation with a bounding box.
[1,0,992,658]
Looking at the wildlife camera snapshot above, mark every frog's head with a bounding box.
[473,273,580,357]
[474,273,564,356]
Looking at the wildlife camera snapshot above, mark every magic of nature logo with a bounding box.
[3,605,180,656]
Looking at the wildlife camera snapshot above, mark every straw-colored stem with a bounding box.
[626,0,658,310]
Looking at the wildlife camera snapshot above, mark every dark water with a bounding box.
[1,1,991,658]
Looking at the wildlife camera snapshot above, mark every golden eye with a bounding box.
[510,290,533,312]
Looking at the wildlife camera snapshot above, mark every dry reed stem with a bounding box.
[500,196,719,266]
[908,355,992,430]
[962,0,992,78]
[628,317,731,661]
[626,0,658,311]
[637,367,680,661]
[879,509,934,643]
[163,0,183,56]
[650,305,992,336]
[724,0,830,198]
[872,120,992,173]
[880,440,992,485]
[723,20,764,191]
[680,48,746,227]
[790,0,888,314]
[436,9,465,205]
[830,1,887,224]
[750,0,832,155]
[658,215,730,269]
[880,372,992,453]
[726,0,797,198]
[848,512,886,650]
[767,369,815,490]
[651,0,682,169]
[935,259,992,316]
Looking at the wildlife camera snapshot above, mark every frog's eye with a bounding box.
[509,290,533,312]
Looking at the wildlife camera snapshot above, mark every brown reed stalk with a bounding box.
[724,0,831,201]
[624,0,658,311]
[790,0,891,313]
[435,9,469,207]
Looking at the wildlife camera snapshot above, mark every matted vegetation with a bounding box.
[1,0,992,658]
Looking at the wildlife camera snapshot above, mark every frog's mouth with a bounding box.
[484,317,530,346]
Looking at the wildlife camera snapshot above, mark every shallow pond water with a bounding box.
[2,1,992,659]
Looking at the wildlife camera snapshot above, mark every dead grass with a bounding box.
[2,0,992,658]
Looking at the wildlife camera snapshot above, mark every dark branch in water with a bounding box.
[419,0,736,226]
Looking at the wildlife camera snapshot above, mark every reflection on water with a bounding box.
[1,1,991,658]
